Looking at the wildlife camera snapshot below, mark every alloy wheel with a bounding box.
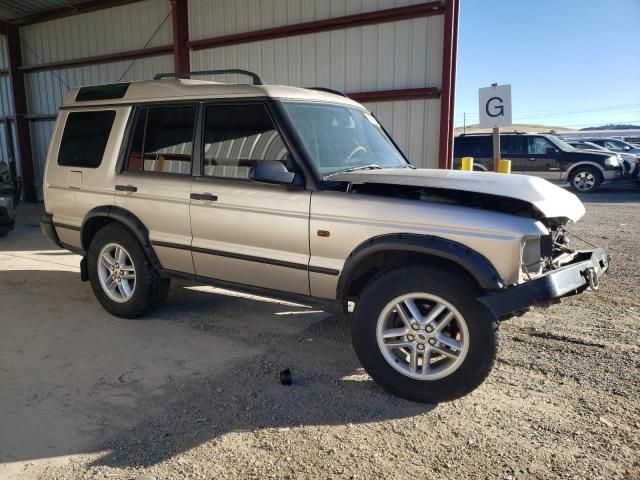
[97,243,137,303]
[376,293,470,380]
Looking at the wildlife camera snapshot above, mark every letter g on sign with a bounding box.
[486,97,504,118]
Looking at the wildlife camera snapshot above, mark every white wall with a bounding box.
[18,0,174,196]
[189,0,444,168]
[8,0,447,196]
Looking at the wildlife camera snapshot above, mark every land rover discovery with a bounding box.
[40,70,609,403]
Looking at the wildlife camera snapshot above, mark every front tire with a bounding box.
[351,265,498,403]
[569,166,601,193]
[88,223,170,318]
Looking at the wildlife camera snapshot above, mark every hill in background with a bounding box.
[454,124,576,135]
[581,123,640,131]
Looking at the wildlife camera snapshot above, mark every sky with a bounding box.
[454,0,640,129]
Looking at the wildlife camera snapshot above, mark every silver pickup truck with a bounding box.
[40,71,609,403]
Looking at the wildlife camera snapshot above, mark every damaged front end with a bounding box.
[328,169,609,318]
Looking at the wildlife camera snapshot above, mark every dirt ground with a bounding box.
[1,189,639,480]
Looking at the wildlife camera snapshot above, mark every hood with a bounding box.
[330,168,586,223]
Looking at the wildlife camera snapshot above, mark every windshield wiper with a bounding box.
[325,164,384,177]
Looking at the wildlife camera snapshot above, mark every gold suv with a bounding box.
[41,70,609,403]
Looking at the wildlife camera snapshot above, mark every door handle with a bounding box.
[528,157,537,161]
[190,193,218,201]
[115,184,137,192]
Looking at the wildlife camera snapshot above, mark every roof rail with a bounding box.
[306,87,347,97]
[153,69,263,85]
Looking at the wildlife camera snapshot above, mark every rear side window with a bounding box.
[454,136,492,158]
[203,103,288,179]
[58,111,116,168]
[125,105,197,175]
[501,136,526,155]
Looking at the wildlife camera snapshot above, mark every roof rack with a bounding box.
[306,87,347,97]
[153,69,263,85]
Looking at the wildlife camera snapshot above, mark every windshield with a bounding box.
[547,135,576,152]
[282,102,408,176]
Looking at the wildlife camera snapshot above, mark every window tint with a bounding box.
[500,136,526,155]
[603,140,623,151]
[528,136,555,155]
[125,105,196,175]
[58,111,116,168]
[454,136,492,158]
[203,104,288,179]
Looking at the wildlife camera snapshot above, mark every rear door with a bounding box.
[44,108,124,248]
[189,102,311,295]
[499,135,527,174]
[115,104,197,274]
[521,136,562,181]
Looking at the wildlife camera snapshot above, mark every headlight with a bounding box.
[604,155,620,167]
[521,237,543,278]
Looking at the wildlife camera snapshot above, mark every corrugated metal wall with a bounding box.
[3,0,446,197]
[189,0,444,168]
[0,34,19,179]
[18,0,174,197]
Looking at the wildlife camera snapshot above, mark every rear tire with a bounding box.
[88,223,169,318]
[569,166,601,193]
[351,265,498,403]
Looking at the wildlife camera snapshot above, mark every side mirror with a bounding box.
[249,160,296,185]
[545,147,557,156]
[623,145,631,151]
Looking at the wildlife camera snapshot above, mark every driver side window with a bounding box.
[203,103,289,180]
[528,137,554,155]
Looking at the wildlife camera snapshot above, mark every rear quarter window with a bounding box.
[454,136,492,157]
[57,110,116,168]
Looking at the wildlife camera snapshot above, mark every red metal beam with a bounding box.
[13,0,145,26]
[171,0,190,73]
[6,24,36,201]
[189,1,444,51]
[0,69,8,76]
[19,45,173,73]
[349,88,440,103]
[438,0,459,170]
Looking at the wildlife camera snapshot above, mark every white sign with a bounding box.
[479,84,512,128]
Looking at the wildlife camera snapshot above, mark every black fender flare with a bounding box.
[80,206,162,270]
[337,233,504,303]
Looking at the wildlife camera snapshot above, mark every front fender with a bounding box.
[337,233,505,303]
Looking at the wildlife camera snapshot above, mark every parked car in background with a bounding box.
[40,72,610,403]
[564,139,637,177]
[0,159,17,237]
[580,137,640,157]
[454,133,625,192]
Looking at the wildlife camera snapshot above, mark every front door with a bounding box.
[189,102,311,295]
[521,136,562,181]
[115,104,197,274]
[499,135,527,173]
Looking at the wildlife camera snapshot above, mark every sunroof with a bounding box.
[76,83,130,102]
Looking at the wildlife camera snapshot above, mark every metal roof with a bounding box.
[0,0,94,23]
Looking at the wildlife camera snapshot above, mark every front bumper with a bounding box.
[480,248,609,317]
[602,167,624,181]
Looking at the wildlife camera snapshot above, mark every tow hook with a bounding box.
[585,267,599,291]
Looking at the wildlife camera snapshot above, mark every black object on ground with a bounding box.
[279,368,292,385]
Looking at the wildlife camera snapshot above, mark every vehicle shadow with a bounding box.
[0,269,434,469]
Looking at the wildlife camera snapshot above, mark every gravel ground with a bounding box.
[1,188,639,480]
